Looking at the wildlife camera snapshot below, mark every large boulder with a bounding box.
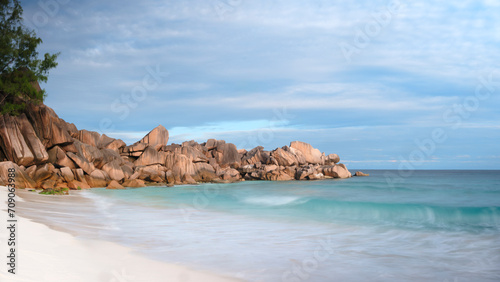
[123,179,146,188]
[263,164,278,172]
[134,146,166,167]
[67,180,90,189]
[271,147,299,166]
[262,170,294,181]
[47,146,76,169]
[72,168,88,184]
[67,152,95,175]
[222,168,240,181]
[210,140,240,168]
[73,139,105,168]
[120,164,134,179]
[162,144,181,152]
[66,123,79,138]
[106,180,124,189]
[33,163,56,186]
[290,141,323,164]
[0,161,36,188]
[295,165,316,180]
[60,167,75,182]
[241,146,270,165]
[135,166,164,183]
[308,172,325,180]
[121,142,148,157]
[181,145,209,163]
[105,139,127,152]
[286,146,307,165]
[165,152,195,178]
[25,103,74,149]
[181,174,197,184]
[25,165,37,179]
[101,148,124,166]
[139,125,169,147]
[355,171,369,176]
[0,115,35,166]
[325,154,340,165]
[192,162,217,182]
[101,160,125,181]
[323,164,352,179]
[276,172,294,181]
[204,139,217,150]
[239,164,254,174]
[77,129,101,147]
[165,170,175,184]
[97,134,126,151]
[86,169,109,187]
[97,134,114,149]
[16,114,49,164]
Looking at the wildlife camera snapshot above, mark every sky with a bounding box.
[20,0,500,169]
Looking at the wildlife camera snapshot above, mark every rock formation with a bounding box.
[354,171,369,176]
[0,102,354,190]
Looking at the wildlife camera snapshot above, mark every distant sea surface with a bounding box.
[28,170,500,281]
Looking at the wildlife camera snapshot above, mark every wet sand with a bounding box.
[0,186,239,282]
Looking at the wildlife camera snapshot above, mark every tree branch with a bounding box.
[0,57,15,73]
[0,92,10,106]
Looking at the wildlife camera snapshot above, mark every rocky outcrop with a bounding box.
[0,115,36,166]
[135,147,166,167]
[86,169,109,187]
[102,160,125,181]
[77,129,101,147]
[241,146,269,165]
[25,103,75,149]
[0,101,352,191]
[205,140,240,168]
[323,164,352,179]
[67,152,95,175]
[17,114,49,164]
[123,179,146,188]
[355,171,369,176]
[48,146,76,168]
[106,180,124,189]
[325,154,340,165]
[139,125,169,147]
[290,141,324,165]
[67,180,90,189]
[0,161,36,188]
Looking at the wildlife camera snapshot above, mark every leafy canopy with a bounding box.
[0,0,59,115]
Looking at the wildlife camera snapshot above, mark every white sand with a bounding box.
[0,187,239,282]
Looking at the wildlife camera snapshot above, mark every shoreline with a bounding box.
[0,186,240,282]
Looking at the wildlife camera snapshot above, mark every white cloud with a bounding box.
[21,0,500,169]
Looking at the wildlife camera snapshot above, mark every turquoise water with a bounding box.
[76,170,500,281]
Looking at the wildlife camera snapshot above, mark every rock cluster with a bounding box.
[0,103,352,190]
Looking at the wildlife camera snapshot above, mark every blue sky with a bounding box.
[21,0,500,169]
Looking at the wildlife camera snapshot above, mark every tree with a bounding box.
[0,0,59,115]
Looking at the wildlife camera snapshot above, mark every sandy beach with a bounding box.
[0,186,238,282]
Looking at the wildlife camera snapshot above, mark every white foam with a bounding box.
[242,196,307,206]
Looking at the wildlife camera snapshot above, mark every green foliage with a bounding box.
[39,188,68,195]
[0,0,59,115]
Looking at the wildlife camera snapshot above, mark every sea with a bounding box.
[18,170,500,281]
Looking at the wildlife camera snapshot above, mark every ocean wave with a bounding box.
[303,198,500,231]
[241,196,309,206]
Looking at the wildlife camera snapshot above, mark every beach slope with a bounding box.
[0,187,238,282]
